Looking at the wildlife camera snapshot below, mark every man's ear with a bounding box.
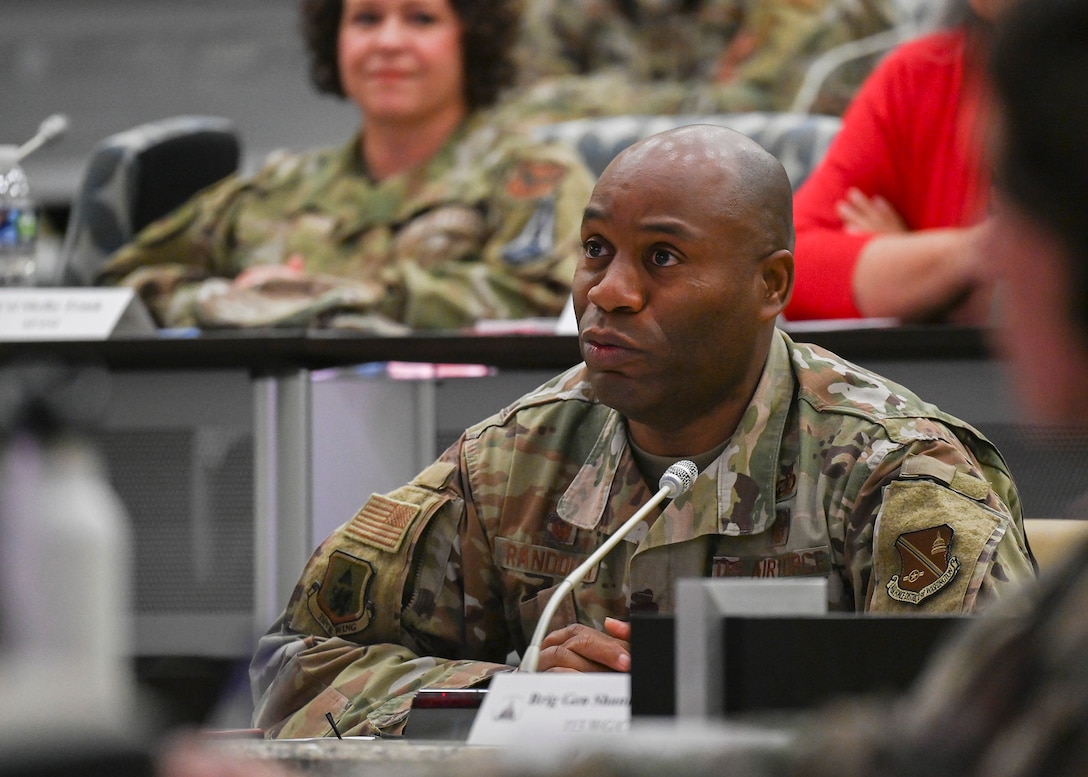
[759,249,793,321]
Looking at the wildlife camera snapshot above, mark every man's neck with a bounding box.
[628,435,730,493]
[625,400,746,458]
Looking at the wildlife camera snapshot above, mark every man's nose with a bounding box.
[586,256,646,313]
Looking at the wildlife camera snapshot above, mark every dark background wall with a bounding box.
[2,0,357,208]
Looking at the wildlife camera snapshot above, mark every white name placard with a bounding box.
[555,294,577,335]
[0,288,156,341]
[467,672,630,747]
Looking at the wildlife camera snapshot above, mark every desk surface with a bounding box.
[211,719,795,777]
[0,324,990,373]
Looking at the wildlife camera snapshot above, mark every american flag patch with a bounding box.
[345,494,420,553]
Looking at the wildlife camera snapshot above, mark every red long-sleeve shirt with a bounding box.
[786,27,989,321]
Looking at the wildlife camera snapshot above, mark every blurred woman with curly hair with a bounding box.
[100,0,593,332]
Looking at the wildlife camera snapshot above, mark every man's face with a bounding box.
[573,145,778,451]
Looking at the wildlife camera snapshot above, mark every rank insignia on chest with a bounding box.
[630,588,658,614]
[886,524,960,605]
[307,550,376,636]
[775,465,797,500]
[546,512,577,547]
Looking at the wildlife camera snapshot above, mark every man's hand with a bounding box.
[535,617,631,673]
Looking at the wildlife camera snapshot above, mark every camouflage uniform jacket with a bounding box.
[97,117,595,330]
[502,0,897,125]
[249,330,1034,739]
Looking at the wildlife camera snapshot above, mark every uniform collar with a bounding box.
[557,329,796,539]
[299,119,491,231]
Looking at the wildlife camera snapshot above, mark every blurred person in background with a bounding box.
[787,0,1011,323]
[98,0,594,331]
[496,0,900,128]
[779,0,1088,773]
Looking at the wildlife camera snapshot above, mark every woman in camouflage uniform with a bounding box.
[499,0,898,123]
[98,0,595,331]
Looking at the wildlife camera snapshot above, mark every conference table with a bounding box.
[0,319,991,370]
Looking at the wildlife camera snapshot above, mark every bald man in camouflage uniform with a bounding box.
[97,117,594,330]
[499,0,898,127]
[249,125,1034,740]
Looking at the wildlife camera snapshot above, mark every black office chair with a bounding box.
[57,115,241,286]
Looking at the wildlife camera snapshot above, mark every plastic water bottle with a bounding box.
[0,144,38,285]
[0,364,135,740]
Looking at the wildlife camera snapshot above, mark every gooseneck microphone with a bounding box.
[16,114,70,162]
[519,459,699,672]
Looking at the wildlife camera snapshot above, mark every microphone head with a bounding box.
[39,114,70,143]
[659,459,699,499]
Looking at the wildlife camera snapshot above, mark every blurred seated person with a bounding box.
[494,0,899,128]
[786,0,1004,323]
[97,0,595,331]
[249,125,1033,739]
[777,0,1088,773]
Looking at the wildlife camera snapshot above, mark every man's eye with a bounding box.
[584,239,607,258]
[650,248,678,267]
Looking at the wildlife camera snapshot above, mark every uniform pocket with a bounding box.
[517,582,579,649]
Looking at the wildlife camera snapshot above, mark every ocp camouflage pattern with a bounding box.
[249,330,1035,738]
[501,0,899,127]
[98,115,595,330]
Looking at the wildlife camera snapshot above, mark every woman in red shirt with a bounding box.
[787,0,1015,322]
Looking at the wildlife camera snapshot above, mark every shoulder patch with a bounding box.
[870,479,1002,613]
[345,494,420,553]
[506,159,567,199]
[885,525,959,604]
[501,197,557,265]
[306,550,376,636]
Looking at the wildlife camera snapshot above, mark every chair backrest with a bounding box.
[57,115,240,286]
[534,111,842,190]
[788,0,947,114]
[1024,518,1088,576]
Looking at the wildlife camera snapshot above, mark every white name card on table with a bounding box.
[467,672,630,746]
[0,288,156,340]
